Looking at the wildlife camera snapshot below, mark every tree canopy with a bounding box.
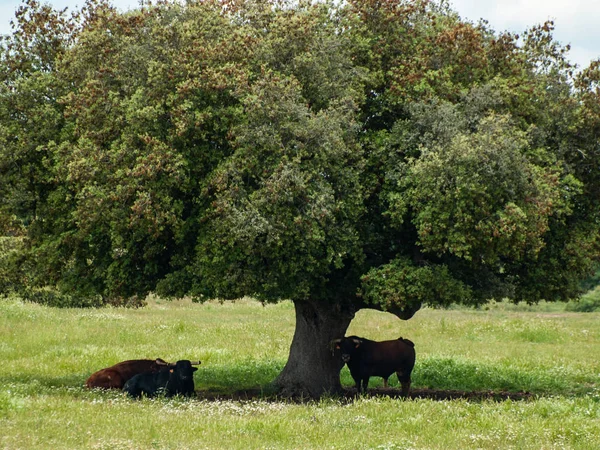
[1,0,599,395]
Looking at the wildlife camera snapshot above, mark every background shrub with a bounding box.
[18,286,146,308]
[566,286,600,312]
[0,237,24,295]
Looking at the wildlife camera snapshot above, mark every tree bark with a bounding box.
[273,299,355,398]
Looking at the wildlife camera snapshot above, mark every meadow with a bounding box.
[1,295,599,449]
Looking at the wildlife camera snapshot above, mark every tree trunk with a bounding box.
[273,299,355,398]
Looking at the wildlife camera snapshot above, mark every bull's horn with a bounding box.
[329,338,342,355]
[351,338,361,345]
[189,360,201,366]
[155,358,169,365]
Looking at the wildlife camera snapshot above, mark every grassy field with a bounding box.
[1,295,599,449]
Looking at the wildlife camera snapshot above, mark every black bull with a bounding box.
[123,360,199,398]
[331,336,416,396]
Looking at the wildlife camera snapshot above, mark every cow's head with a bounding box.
[330,337,362,363]
[171,360,199,381]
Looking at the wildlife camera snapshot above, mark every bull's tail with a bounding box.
[398,337,415,347]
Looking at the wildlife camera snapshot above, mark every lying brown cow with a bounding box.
[86,359,194,389]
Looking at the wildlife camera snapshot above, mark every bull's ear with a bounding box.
[192,367,198,372]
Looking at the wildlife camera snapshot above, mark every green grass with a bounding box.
[1,295,599,449]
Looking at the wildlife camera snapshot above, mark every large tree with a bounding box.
[2,0,599,396]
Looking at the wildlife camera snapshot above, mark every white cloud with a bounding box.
[450,0,600,68]
[0,0,137,35]
[1,1,24,33]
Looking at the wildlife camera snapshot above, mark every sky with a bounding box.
[1,0,599,70]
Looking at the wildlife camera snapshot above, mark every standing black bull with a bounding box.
[123,360,199,398]
[331,336,415,396]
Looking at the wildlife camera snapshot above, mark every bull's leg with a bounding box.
[397,371,411,397]
[400,380,411,397]
[361,377,369,394]
[128,387,142,398]
[109,373,125,389]
[352,376,362,394]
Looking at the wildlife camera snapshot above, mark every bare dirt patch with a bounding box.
[195,387,534,403]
